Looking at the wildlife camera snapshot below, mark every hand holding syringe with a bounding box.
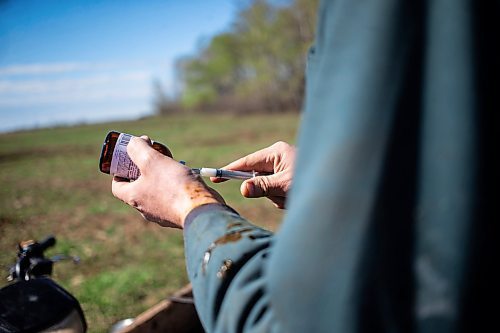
[104,134,296,229]
[99,132,292,208]
[205,141,296,209]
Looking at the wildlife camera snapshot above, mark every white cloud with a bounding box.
[0,86,151,107]
[0,66,154,107]
[0,62,113,76]
[0,71,151,94]
[0,60,175,131]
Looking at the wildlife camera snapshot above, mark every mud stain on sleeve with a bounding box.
[216,259,233,279]
[226,222,244,229]
[201,228,255,275]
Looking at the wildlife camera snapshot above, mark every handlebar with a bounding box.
[8,235,62,282]
[38,235,56,253]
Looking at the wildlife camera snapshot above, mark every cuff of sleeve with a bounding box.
[184,203,239,231]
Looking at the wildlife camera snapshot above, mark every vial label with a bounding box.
[110,133,140,180]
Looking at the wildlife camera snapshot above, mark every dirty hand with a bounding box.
[212,141,296,209]
[112,136,223,228]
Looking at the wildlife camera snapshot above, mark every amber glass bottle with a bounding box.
[99,131,172,180]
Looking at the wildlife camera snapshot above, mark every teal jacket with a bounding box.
[184,0,497,332]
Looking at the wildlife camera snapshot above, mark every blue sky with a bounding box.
[0,0,238,132]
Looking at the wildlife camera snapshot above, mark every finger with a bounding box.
[140,135,152,145]
[240,173,287,198]
[222,145,278,173]
[127,136,160,171]
[111,176,132,202]
[210,176,229,183]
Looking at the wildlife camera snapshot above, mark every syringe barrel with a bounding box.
[196,168,254,180]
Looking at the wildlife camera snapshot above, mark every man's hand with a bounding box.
[112,136,223,228]
[212,141,296,209]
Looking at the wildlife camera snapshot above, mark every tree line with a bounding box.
[156,0,319,115]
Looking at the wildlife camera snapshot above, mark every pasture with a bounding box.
[0,113,299,332]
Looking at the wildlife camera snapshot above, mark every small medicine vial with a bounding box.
[99,131,172,180]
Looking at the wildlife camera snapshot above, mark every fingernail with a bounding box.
[246,182,255,197]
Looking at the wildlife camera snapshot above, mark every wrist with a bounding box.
[179,181,223,228]
[183,203,239,231]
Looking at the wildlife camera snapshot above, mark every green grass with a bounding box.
[0,113,299,332]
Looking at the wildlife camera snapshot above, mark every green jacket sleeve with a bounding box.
[183,204,280,333]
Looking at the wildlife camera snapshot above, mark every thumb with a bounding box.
[127,136,159,172]
[240,174,286,198]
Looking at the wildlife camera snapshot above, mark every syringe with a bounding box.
[191,168,257,180]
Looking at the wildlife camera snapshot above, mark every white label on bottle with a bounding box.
[109,133,140,180]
